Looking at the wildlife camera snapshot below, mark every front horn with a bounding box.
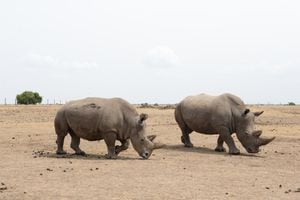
[258,136,275,146]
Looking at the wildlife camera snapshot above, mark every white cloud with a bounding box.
[143,46,179,68]
[24,53,98,70]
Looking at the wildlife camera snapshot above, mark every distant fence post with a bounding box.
[4,98,6,105]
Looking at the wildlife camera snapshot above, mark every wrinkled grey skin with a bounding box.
[175,93,275,155]
[54,97,158,159]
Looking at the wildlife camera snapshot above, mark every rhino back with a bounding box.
[60,98,137,140]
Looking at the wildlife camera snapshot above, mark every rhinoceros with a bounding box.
[175,93,275,154]
[54,97,159,159]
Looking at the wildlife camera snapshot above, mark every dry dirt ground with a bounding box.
[0,105,299,200]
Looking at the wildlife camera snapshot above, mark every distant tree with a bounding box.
[288,102,296,106]
[16,91,42,105]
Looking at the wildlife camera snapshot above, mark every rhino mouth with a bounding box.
[141,151,151,159]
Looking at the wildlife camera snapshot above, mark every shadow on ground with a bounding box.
[35,151,141,160]
[162,144,263,157]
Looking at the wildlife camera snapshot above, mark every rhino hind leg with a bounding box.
[56,133,67,155]
[181,133,193,148]
[55,126,68,155]
[215,135,226,152]
[175,105,193,147]
[69,130,86,156]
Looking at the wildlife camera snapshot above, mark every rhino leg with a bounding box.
[175,105,193,147]
[55,114,68,155]
[181,133,193,148]
[56,135,67,155]
[69,131,86,156]
[218,128,240,155]
[179,125,193,147]
[215,135,226,152]
[104,132,117,159]
[115,139,130,155]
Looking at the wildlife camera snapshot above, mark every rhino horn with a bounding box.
[252,130,262,138]
[147,135,157,142]
[258,136,275,146]
[254,111,264,117]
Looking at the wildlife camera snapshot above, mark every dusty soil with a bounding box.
[0,105,299,200]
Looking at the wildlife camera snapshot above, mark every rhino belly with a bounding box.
[72,128,104,141]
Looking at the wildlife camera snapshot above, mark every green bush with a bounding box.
[288,102,296,106]
[16,91,42,105]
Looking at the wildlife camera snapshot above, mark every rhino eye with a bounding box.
[140,138,144,142]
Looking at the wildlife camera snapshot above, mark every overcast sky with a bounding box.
[0,0,299,104]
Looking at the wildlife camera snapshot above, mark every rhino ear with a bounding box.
[147,134,156,142]
[254,111,264,117]
[138,113,148,124]
[242,109,250,116]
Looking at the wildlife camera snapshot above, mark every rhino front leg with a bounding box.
[218,128,240,155]
[115,139,130,155]
[104,132,117,159]
[70,132,86,156]
[215,135,226,152]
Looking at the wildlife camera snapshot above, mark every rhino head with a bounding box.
[236,109,275,153]
[130,113,161,159]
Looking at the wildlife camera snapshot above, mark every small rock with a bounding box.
[40,173,43,176]
[1,183,4,186]
[63,170,66,172]
[0,186,7,191]
[279,184,282,188]
[225,193,228,195]
[265,187,270,190]
[90,168,93,171]
[183,167,186,170]
[12,137,15,139]
[46,168,53,171]
[95,168,99,170]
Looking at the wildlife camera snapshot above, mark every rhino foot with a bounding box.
[184,143,194,148]
[229,149,240,155]
[75,151,86,156]
[181,136,194,148]
[56,150,67,155]
[215,147,226,152]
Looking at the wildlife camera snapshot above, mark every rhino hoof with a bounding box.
[215,147,226,152]
[56,150,67,155]
[229,150,240,155]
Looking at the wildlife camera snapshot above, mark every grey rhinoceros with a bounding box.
[54,97,159,159]
[175,93,275,154]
